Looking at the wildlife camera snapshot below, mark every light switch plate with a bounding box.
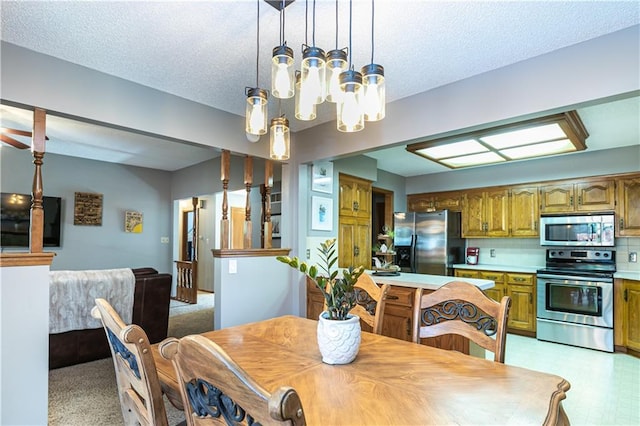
[229,259,237,274]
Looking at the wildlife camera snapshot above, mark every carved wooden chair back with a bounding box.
[159,335,306,426]
[411,281,511,363]
[350,273,391,335]
[91,298,168,426]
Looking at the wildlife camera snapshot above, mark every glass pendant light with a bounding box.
[300,0,325,108]
[271,1,294,99]
[337,69,364,132]
[337,0,364,132]
[270,116,290,161]
[295,71,316,121]
[361,0,385,121]
[325,0,347,103]
[245,0,268,136]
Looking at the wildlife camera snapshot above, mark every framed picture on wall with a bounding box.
[311,162,333,194]
[311,196,333,231]
[125,211,143,233]
[272,214,281,238]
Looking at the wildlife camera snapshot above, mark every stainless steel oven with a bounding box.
[536,248,615,352]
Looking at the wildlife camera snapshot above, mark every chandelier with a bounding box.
[245,0,386,160]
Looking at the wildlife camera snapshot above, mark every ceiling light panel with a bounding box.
[480,123,566,149]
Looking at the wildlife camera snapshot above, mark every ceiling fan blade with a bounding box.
[0,133,30,149]
[0,127,50,140]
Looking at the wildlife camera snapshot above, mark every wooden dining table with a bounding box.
[152,315,570,425]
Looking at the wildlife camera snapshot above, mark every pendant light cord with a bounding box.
[305,0,308,46]
[255,0,260,87]
[334,0,338,50]
[312,0,317,47]
[348,0,353,69]
[370,0,375,64]
[280,0,285,45]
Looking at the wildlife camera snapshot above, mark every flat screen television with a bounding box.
[0,193,62,248]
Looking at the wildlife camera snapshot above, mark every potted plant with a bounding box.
[277,238,365,364]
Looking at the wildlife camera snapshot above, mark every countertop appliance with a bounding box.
[540,213,615,247]
[466,247,479,265]
[536,248,615,352]
[393,210,464,275]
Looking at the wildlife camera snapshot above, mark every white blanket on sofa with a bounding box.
[49,268,135,334]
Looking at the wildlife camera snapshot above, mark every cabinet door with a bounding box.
[434,193,463,212]
[623,280,640,352]
[479,271,505,302]
[455,269,480,279]
[617,177,640,237]
[462,191,486,237]
[338,217,371,269]
[510,186,539,237]
[353,179,372,218]
[306,278,325,320]
[507,284,535,332]
[339,179,358,216]
[540,183,574,213]
[576,180,615,212]
[485,189,510,237]
[407,195,434,212]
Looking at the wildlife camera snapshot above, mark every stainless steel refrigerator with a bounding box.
[393,210,464,276]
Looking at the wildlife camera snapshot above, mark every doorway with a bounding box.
[372,187,394,239]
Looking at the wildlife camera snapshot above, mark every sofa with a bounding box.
[49,267,172,369]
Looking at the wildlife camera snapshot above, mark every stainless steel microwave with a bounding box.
[540,213,615,247]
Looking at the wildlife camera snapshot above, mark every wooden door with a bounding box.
[617,176,640,237]
[510,186,539,237]
[624,279,640,352]
[540,183,574,213]
[462,191,486,237]
[576,179,615,212]
[230,207,244,249]
[485,189,510,237]
[339,178,357,216]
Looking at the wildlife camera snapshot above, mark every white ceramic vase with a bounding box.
[317,312,361,365]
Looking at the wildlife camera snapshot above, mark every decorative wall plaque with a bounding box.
[74,192,103,226]
[125,211,143,233]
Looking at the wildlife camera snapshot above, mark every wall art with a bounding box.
[311,196,333,231]
[311,162,333,194]
[74,192,103,226]
[125,211,143,233]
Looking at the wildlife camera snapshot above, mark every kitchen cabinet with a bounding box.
[615,279,640,353]
[510,185,539,237]
[338,174,372,269]
[407,191,462,212]
[455,268,536,335]
[338,217,371,270]
[306,277,326,321]
[462,188,509,238]
[339,174,371,218]
[540,179,615,213]
[616,176,640,237]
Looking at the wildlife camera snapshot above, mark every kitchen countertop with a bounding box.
[453,263,541,273]
[366,270,494,291]
[615,271,640,280]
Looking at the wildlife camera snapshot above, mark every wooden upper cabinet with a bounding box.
[510,186,539,237]
[617,176,640,237]
[540,179,615,213]
[339,174,372,218]
[462,189,509,237]
[407,192,462,212]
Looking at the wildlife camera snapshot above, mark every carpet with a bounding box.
[48,292,215,425]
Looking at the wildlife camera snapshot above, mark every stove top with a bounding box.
[537,248,616,280]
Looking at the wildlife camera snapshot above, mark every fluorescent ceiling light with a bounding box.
[406,111,588,169]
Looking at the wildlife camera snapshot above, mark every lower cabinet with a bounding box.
[615,279,640,353]
[455,269,536,335]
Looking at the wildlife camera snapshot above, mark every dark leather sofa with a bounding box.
[49,267,172,369]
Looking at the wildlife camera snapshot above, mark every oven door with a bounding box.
[537,274,613,328]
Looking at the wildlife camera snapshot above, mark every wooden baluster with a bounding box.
[244,155,253,249]
[30,108,47,253]
[220,150,230,249]
[264,160,273,248]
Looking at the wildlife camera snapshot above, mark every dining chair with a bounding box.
[411,281,512,363]
[91,298,169,426]
[159,335,306,426]
[351,273,391,335]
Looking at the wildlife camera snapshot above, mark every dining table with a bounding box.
[152,315,570,425]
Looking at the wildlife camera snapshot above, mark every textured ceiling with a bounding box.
[1,1,639,174]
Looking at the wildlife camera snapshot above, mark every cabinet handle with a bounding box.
[353,201,359,211]
[354,246,360,256]
[620,218,624,230]
[386,295,399,300]
[534,221,537,231]
[570,195,574,205]
[406,320,411,337]
[624,289,628,302]
[529,293,532,304]
[578,195,582,205]
[514,277,526,282]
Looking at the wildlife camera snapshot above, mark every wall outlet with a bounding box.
[306,249,311,259]
[490,249,496,258]
[160,237,169,243]
[229,259,237,274]
[630,252,638,263]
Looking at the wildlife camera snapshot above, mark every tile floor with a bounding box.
[499,334,639,425]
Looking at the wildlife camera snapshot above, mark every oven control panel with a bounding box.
[547,249,615,261]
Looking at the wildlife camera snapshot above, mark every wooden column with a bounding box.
[30,108,47,253]
[243,155,253,249]
[263,160,273,248]
[191,197,199,261]
[220,150,230,249]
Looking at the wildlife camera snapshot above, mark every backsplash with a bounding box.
[465,237,640,273]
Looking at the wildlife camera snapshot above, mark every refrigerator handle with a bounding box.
[411,234,417,273]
